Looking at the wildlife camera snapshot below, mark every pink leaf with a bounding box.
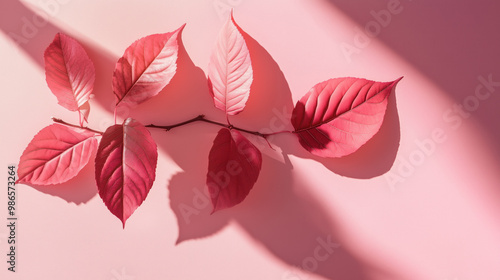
[44,33,95,115]
[17,124,98,185]
[292,77,403,158]
[207,128,262,212]
[208,12,253,116]
[113,25,184,108]
[95,118,158,227]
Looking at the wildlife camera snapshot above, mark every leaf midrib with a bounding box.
[294,81,393,133]
[116,35,174,106]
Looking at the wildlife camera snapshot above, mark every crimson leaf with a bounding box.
[95,118,158,227]
[292,77,403,158]
[207,128,262,212]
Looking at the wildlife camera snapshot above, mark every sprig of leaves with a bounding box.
[17,13,402,227]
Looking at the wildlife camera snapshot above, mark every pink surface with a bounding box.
[1,0,500,279]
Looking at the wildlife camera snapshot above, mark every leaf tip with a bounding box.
[175,23,187,35]
[393,76,404,85]
[229,9,239,27]
[210,203,226,214]
[390,76,404,91]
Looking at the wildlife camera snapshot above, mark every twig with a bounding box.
[52,117,104,135]
[146,115,293,139]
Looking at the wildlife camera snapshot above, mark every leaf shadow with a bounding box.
[126,26,218,131]
[233,154,369,280]
[28,153,97,204]
[161,29,384,279]
[230,26,295,136]
[238,21,401,180]
[280,93,401,179]
[171,150,376,280]
[235,154,408,280]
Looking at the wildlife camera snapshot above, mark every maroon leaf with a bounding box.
[113,25,184,108]
[292,77,403,158]
[44,33,95,121]
[95,118,158,227]
[207,128,262,212]
[17,124,98,185]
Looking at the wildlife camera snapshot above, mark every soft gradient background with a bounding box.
[1,0,500,279]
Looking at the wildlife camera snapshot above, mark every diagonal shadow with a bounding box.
[4,2,405,278]
[323,0,500,161]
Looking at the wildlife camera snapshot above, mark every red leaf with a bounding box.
[17,124,98,185]
[44,33,95,118]
[208,11,253,116]
[207,128,262,212]
[113,25,184,108]
[95,118,158,227]
[292,77,403,158]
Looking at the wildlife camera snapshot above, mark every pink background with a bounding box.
[2,0,500,279]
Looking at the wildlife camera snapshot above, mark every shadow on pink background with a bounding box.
[3,0,500,279]
[0,1,396,279]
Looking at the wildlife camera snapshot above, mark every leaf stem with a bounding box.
[267,130,296,135]
[78,110,82,127]
[113,106,118,125]
[146,115,293,139]
[52,117,104,135]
